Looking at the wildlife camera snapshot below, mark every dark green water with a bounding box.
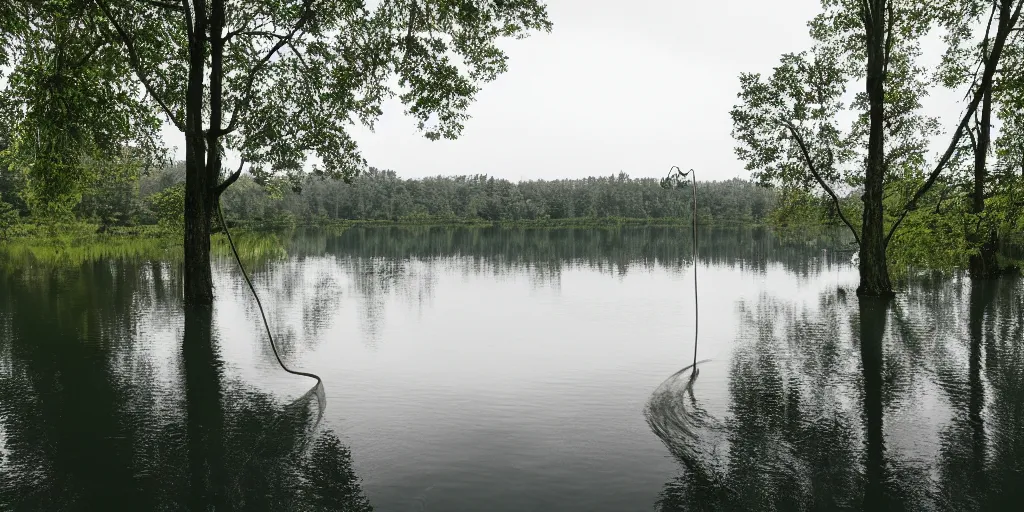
[1,226,1022,511]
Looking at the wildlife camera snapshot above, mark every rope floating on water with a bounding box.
[216,200,325,393]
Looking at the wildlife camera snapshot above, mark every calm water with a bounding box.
[1,227,1022,511]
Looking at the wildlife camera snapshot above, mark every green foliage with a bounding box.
[0,192,20,240]
[884,188,974,273]
[767,187,829,228]
[218,169,780,226]
[881,173,1024,274]
[0,0,164,218]
[73,0,551,187]
[731,0,946,254]
[146,184,185,230]
[731,49,852,190]
[0,225,289,269]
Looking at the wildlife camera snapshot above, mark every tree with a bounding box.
[732,0,1005,296]
[938,0,1024,278]
[2,0,551,305]
[0,0,164,220]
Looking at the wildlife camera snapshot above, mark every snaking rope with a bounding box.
[666,166,700,370]
[216,200,325,415]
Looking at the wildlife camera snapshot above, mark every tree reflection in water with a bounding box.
[0,261,372,511]
[646,278,1024,512]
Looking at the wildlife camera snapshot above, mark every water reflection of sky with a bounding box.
[4,227,1019,511]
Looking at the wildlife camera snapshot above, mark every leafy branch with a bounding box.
[779,118,862,246]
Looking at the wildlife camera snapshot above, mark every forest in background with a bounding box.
[0,162,791,231]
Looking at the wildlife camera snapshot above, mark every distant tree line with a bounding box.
[1,163,783,228]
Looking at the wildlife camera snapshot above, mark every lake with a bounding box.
[1,226,1022,511]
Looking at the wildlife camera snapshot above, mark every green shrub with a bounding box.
[146,184,185,230]
[0,193,21,241]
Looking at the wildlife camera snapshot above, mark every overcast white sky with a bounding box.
[162,0,970,182]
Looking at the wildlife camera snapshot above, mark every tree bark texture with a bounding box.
[858,0,895,297]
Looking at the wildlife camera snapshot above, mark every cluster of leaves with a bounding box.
[147,183,185,230]
[0,0,165,219]
[76,0,552,188]
[0,192,19,240]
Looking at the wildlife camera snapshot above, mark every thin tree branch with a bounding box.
[934,184,950,214]
[286,40,311,71]
[74,39,109,68]
[883,0,896,76]
[779,119,862,246]
[400,0,419,68]
[93,0,185,132]
[146,0,183,11]
[181,0,195,44]
[214,159,245,197]
[220,0,314,136]
[224,30,289,42]
[961,3,998,103]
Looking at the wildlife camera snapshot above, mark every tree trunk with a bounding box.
[183,1,212,306]
[858,0,895,298]
[969,34,999,280]
[969,230,1000,279]
[183,142,213,305]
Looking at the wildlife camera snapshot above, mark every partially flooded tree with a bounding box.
[2,0,551,305]
[732,0,937,296]
[732,0,1014,295]
[937,0,1024,278]
[84,0,552,305]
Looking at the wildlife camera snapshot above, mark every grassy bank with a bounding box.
[3,215,763,239]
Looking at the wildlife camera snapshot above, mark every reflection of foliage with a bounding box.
[318,225,853,278]
[217,391,372,512]
[648,296,863,511]
[645,285,1017,511]
[300,434,375,512]
[0,263,372,510]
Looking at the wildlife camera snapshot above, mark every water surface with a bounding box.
[1,226,1021,511]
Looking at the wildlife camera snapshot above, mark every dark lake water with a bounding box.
[1,226,1022,511]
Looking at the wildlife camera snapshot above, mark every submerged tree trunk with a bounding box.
[183,143,213,305]
[969,231,999,278]
[183,305,227,509]
[859,296,890,509]
[858,0,895,297]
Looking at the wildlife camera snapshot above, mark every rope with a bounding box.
[216,200,323,387]
[690,171,698,369]
[667,166,699,369]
